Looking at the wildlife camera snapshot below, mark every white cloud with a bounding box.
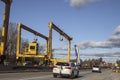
[108,35,120,41]
[77,25,120,49]
[113,25,120,35]
[69,0,103,8]
[78,41,112,49]
[53,51,120,57]
[53,47,68,51]
[82,52,120,57]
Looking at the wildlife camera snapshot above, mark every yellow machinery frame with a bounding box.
[16,23,49,60]
[0,0,12,56]
[16,22,72,66]
[48,22,72,65]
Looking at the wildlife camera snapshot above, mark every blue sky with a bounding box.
[0,0,120,63]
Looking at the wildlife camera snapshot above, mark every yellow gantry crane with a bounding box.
[16,23,49,66]
[48,22,72,65]
[16,22,72,66]
[0,0,12,64]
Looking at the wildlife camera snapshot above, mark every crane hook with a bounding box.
[59,35,63,41]
[33,34,38,42]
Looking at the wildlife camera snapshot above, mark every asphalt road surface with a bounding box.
[0,69,119,80]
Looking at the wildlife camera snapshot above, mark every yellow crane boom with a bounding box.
[0,0,12,64]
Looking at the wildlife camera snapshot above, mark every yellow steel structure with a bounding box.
[0,0,12,63]
[16,22,72,66]
[16,23,48,61]
[48,22,72,65]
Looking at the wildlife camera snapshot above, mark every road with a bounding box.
[0,69,119,80]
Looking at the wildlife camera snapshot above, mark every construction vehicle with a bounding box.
[112,63,120,73]
[48,22,72,66]
[16,22,72,67]
[0,0,12,64]
[16,23,49,66]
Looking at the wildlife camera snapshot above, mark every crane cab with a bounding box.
[24,42,38,55]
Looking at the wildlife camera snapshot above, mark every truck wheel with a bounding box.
[76,71,79,77]
[53,74,57,78]
[70,71,74,79]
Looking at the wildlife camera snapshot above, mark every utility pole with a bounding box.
[74,44,80,65]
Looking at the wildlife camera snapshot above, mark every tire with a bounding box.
[53,74,57,78]
[76,71,79,77]
[99,71,102,73]
[70,71,74,79]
